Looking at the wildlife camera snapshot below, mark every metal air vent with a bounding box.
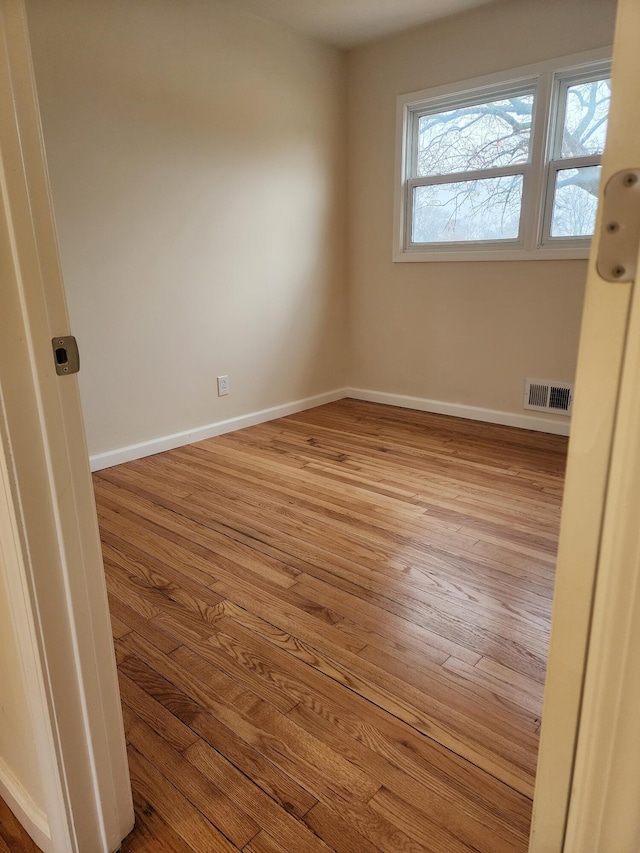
[524,379,573,415]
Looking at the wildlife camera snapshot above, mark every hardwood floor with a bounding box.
[0,800,41,853]
[1,399,568,852]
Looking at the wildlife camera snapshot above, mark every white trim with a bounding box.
[396,48,612,111]
[89,389,348,471]
[0,3,133,849]
[529,2,640,843]
[409,163,529,187]
[394,245,591,262]
[347,388,570,435]
[560,138,640,852]
[0,758,51,853]
[393,47,612,263]
[0,421,59,853]
[564,285,640,848]
[90,385,570,472]
[541,161,602,246]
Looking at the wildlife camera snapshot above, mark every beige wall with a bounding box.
[26,0,347,457]
[25,0,619,457]
[347,0,618,417]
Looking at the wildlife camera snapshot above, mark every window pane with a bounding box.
[561,79,610,158]
[416,93,534,177]
[412,175,523,243]
[550,166,601,237]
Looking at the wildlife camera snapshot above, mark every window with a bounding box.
[394,50,611,261]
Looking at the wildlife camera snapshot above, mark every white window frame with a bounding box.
[393,48,612,263]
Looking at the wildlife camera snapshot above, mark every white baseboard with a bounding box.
[0,758,51,853]
[346,388,571,436]
[89,385,570,471]
[89,388,348,471]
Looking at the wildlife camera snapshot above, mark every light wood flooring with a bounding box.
[1,399,568,852]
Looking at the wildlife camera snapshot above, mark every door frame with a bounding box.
[530,0,640,847]
[0,2,133,851]
[562,194,640,851]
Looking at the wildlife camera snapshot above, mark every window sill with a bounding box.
[393,246,592,263]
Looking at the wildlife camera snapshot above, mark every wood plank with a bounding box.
[108,593,181,654]
[170,612,532,840]
[186,738,431,853]
[104,546,225,640]
[120,806,197,853]
[117,642,317,820]
[126,746,240,853]
[150,609,300,714]
[88,400,567,852]
[111,614,131,639]
[122,704,259,848]
[336,605,483,666]
[184,739,332,853]
[139,452,551,586]
[357,643,540,730]
[243,832,290,853]
[101,462,536,616]
[204,594,540,783]
[302,803,381,853]
[101,460,548,654]
[166,645,381,805]
[102,466,546,673]
[286,696,531,848]
[368,785,481,852]
[291,574,548,681]
[94,477,303,591]
[441,656,544,717]
[101,460,551,670]
[368,785,512,853]
[117,670,200,752]
[0,798,41,853]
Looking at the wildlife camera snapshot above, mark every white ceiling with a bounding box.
[231,0,501,48]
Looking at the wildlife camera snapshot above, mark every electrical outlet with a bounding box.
[217,375,229,396]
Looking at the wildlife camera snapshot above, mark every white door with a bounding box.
[0,2,133,851]
[530,0,640,849]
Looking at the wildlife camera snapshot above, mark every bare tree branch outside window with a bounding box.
[412,79,610,243]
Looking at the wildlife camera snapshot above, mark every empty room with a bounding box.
[3,0,638,851]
